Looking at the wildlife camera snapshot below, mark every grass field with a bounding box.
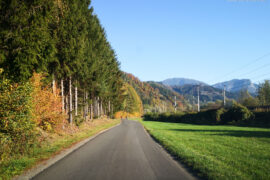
[0,119,120,180]
[141,121,270,180]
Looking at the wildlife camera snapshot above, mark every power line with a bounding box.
[213,81,259,95]
[251,72,270,81]
[210,52,270,84]
[238,63,270,78]
[212,78,268,94]
[254,79,268,84]
[214,78,270,95]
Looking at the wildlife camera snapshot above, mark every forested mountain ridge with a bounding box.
[162,77,258,94]
[123,73,161,111]
[159,77,260,105]
[171,84,238,104]
[162,78,207,86]
[123,73,187,112]
[213,79,258,94]
[146,81,186,107]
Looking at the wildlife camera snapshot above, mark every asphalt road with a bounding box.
[33,120,195,180]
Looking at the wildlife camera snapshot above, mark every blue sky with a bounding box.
[91,0,270,85]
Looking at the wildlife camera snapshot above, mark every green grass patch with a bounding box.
[141,120,270,180]
[0,119,120,180]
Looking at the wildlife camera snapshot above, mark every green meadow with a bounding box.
[141,121,270,180]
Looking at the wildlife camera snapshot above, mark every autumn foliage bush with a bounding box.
[0,73,66,163]
[31,73,66,131]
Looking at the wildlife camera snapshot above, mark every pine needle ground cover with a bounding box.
[141,121,270,180]
[0,119,120,180]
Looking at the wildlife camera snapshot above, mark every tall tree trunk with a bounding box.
[90,103,93,121]
[52,75,56,95]
[104,103,106,116]
[65,95,68,115]
[100,100,103,116]
[83,89,86,120]
[61,79,64,113]
[97,97,100,118]
[69,76,72,123]
[75,82,78,116]
[108,100,110,116]
[86,91,89,120]
[111,104,113,118]
[93,96,96,118]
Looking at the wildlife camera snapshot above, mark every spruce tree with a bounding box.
[0,0,56,82]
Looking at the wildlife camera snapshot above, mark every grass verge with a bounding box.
[141,120,270,180]
[0,119,120,180]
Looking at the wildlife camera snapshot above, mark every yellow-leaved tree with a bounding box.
[115,83,143,118]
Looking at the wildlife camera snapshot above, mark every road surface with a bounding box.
[33,120,195,180]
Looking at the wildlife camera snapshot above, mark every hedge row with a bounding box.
[0,79,37,162]
[0,74,66,163]
[144,103,270,127]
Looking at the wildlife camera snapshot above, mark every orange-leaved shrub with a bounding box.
[31,73,66,131]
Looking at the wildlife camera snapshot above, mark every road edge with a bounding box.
[13,122,121,180]
[138,120,199,180]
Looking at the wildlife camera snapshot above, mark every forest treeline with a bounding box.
[0,0,124,122]
[0,0,145,165]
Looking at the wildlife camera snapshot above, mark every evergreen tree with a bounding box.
[238,90,258,107]
[0,0,124,123]
[0,0,56,82]
[258,80,270,106]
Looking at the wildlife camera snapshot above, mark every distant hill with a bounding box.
[147,81,186,105]
[171,84,238,104]
[123,75,259,111]
[123,73,188,112]
[161,78,238,104]
[162,78,207,86]
[213,79,258,94]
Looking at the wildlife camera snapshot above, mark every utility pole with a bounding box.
[163,102,165,112]
[174,96,177,113]
[223,85,226,107]
[192,96,195,112]
[197,85,200,112]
